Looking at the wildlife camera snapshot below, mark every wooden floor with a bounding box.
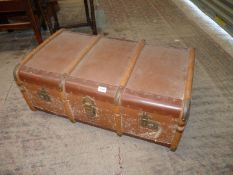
[0,0,233,174]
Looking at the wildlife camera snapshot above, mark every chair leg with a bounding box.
[25,0,43,44]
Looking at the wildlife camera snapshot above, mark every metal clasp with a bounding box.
[139,112,159,130]
[38,88,51,102]
[82,96,97,117]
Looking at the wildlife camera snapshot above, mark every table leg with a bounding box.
[84,0,91,24]
[89,0,97,35]
[36,0,54,34]
[51,3,60,30]
[26,0,43,43]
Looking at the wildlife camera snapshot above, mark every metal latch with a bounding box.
[82,96,97,117]
[38,88,51,102]
[139,112,159,130]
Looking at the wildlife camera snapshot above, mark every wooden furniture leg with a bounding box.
[25,0,43,43]
[51,3,60,30]
[84,0,91,24]
[59,0,97,34]
[89,0,97,35]
[36,0,60,34]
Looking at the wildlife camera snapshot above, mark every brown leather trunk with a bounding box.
[14,29,195,151]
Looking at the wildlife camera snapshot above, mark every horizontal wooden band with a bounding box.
[114,40,145,135]
[59,35,101,121]
[13,30,65,112]
[63,34,102,75]
[119,40,145,87]
[171,48,195,150]
[114,107,122,136]
[59,74,76,122]
[184,48,195,99]
[20,29,65,66]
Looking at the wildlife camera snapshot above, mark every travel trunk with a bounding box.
[14,29,195,151]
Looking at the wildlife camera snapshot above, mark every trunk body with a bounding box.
[14,30,195,150]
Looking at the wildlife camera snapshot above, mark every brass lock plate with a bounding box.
[82,96,97,117]
[139,112,159,131]
[38,88,51,102]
